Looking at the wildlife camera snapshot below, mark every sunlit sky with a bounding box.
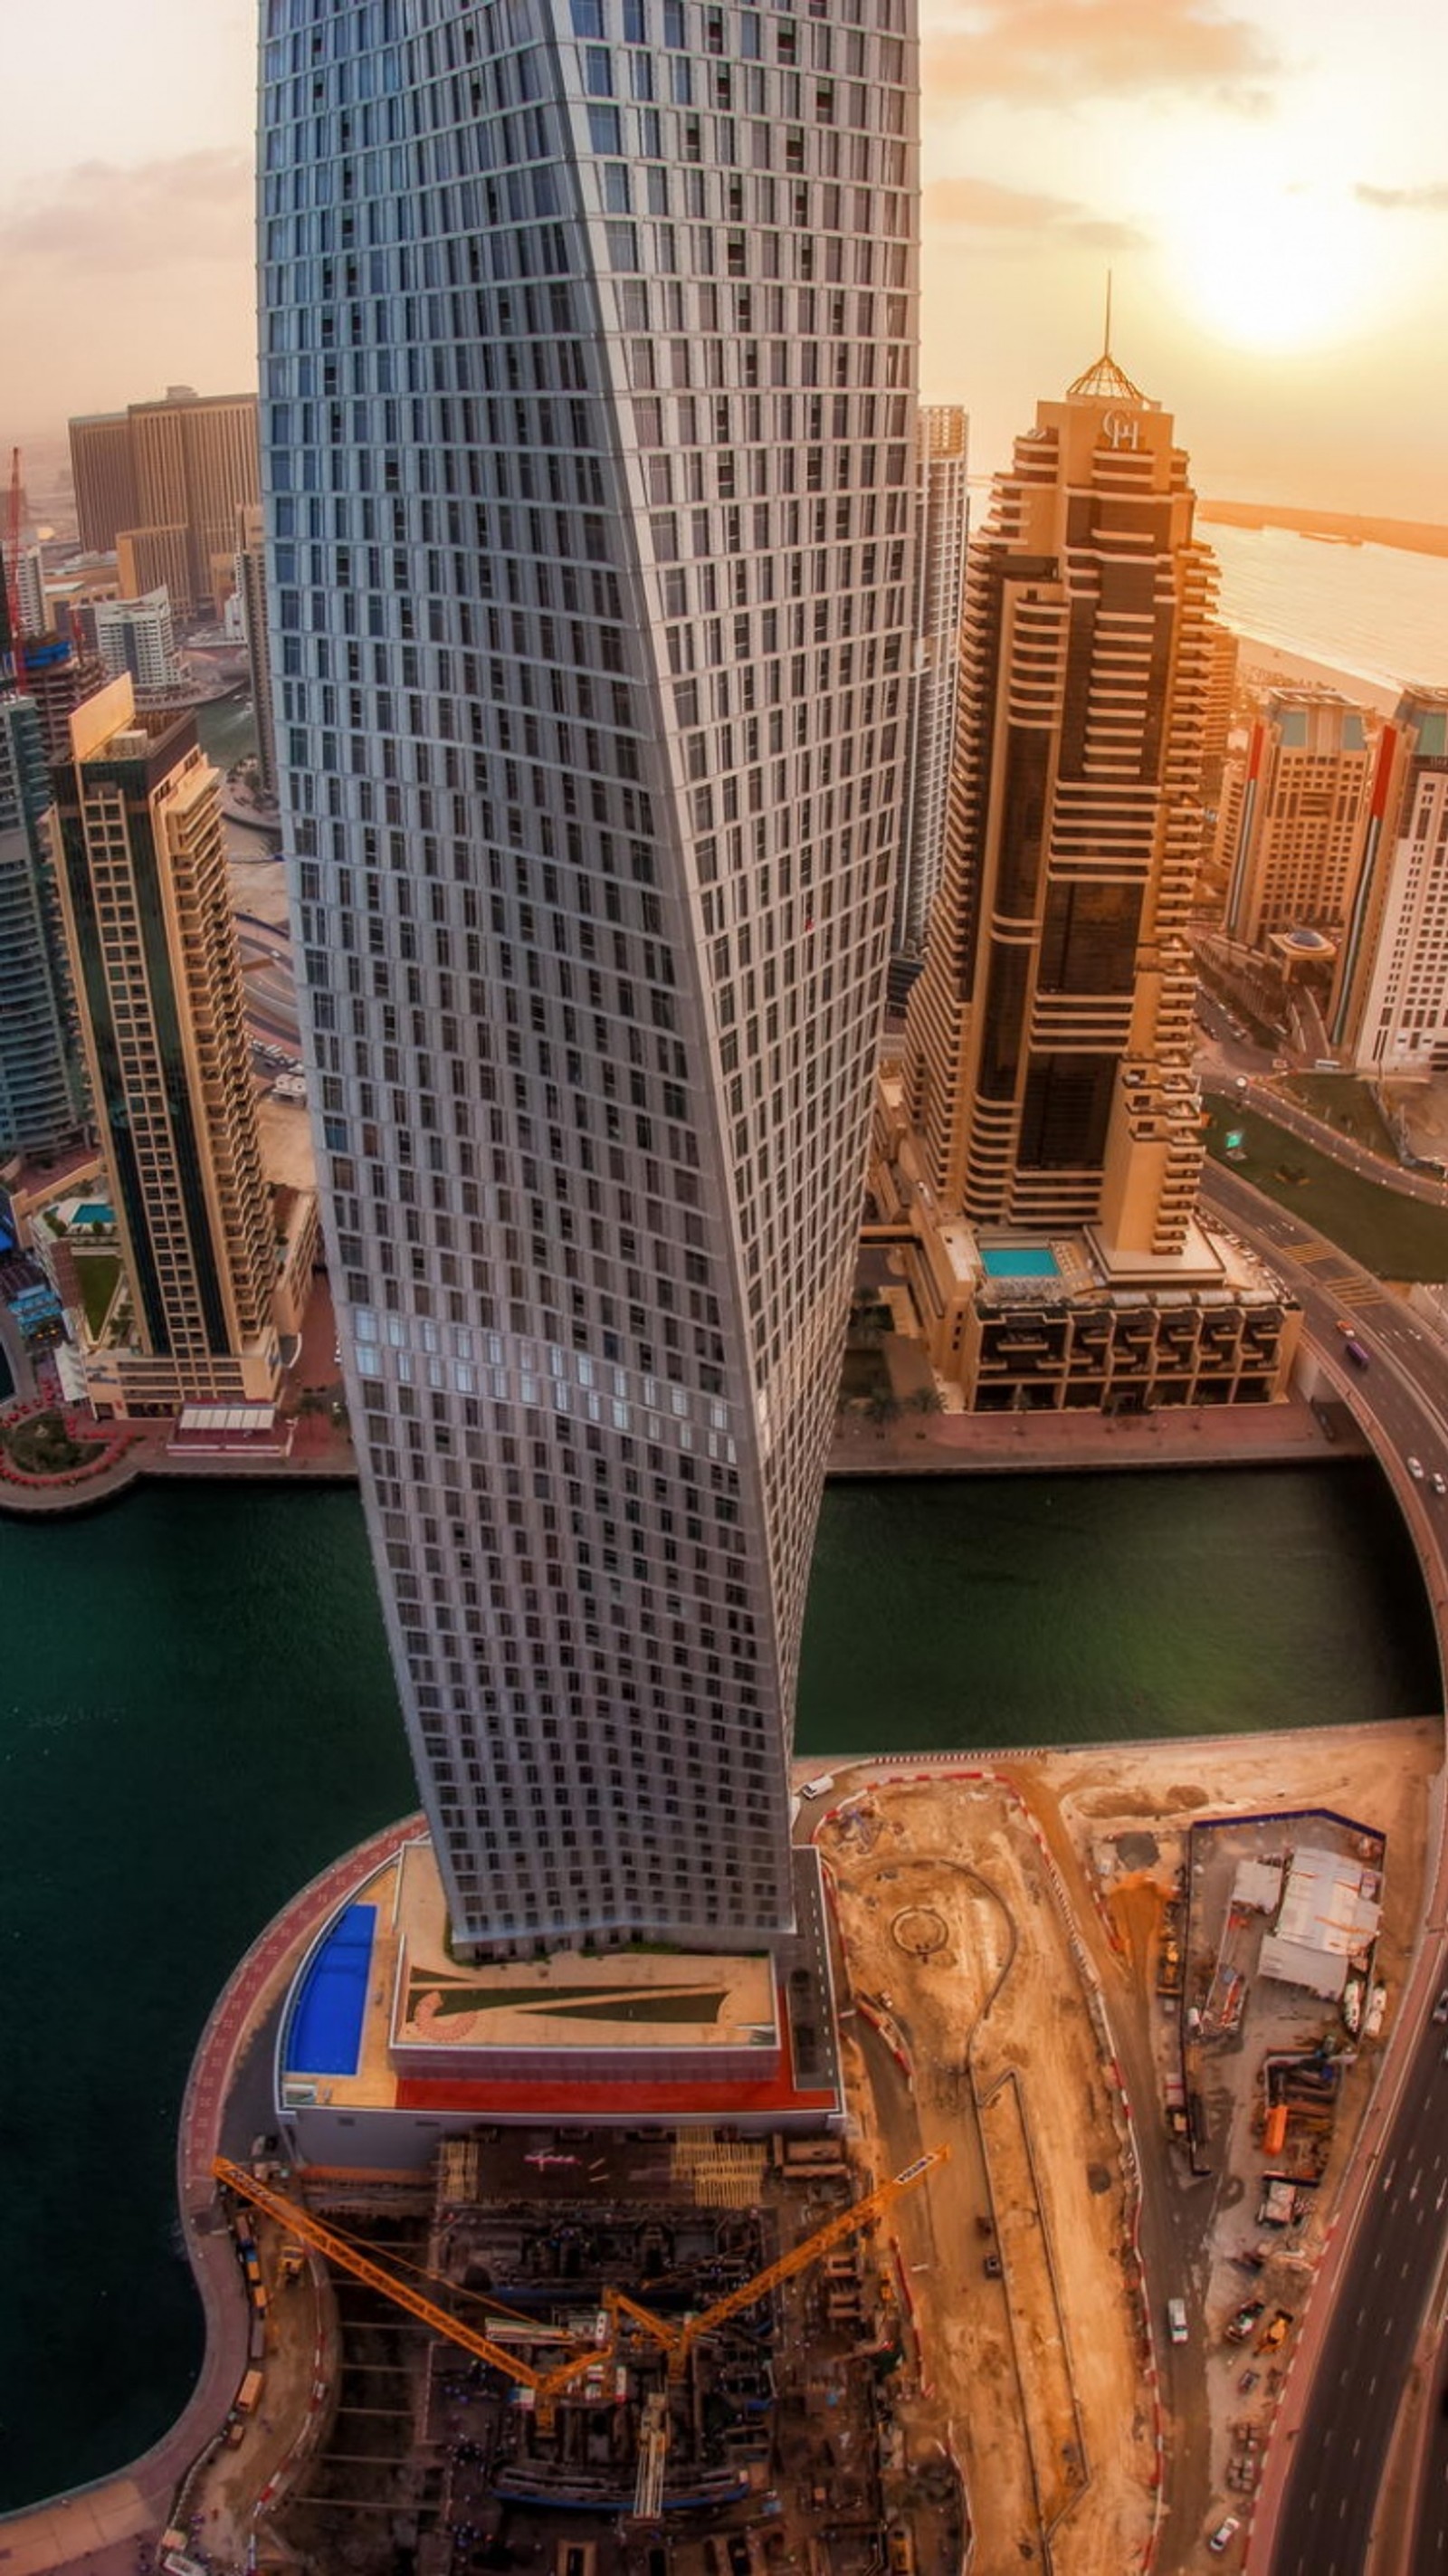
[3,0,1445,516]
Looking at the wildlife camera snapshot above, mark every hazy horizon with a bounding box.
[4,0,1446,520]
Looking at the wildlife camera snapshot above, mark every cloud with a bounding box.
[923,0,1278,111]
[1354,181,1448,212]
[925,174,1149,251]
[0,151,252,275]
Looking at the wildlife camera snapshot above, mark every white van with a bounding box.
[798,1773,835,1802]
[1167,2297,1188,2345]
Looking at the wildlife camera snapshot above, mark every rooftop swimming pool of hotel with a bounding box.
[979,1245,1062,1280]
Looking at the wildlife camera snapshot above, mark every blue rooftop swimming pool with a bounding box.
[979,1244,1062,1280]
[284,1902,377,2076]
[71,1204,114,1227]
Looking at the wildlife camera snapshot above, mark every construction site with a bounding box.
[159,1722,1437,2576]
[181,2130,960,2576]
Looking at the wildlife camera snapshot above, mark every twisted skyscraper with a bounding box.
[261,0,919,1953]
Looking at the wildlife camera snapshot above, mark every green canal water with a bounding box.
[0,1463,1436,2509]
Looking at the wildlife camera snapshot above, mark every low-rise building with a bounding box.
[872,1063,1300,1411]
[273,1837,843,2173]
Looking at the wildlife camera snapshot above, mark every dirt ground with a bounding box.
[814,1720,1440,2571]
[254,1090,317,1196]
[228,844,291,931]
[822,1775,1157,2576]
[183,2217,333,2570]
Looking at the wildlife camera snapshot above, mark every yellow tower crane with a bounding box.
[605,2145,947,2373]
[212,2155,603,2428]
[213,2142,946,2428]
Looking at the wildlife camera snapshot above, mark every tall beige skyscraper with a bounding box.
[1223,690,1375,951]
[50,677,283,1416]
[903,347,1213,1260]
[875,351,1299,1413]
[70,413,138,555]
[68,389,260,621]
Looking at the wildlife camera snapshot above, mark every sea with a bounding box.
[1206,521,1448,703]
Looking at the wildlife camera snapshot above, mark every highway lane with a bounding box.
[1410,2333,1448,2574]
[1200,1166,1448,2571]
[1273,2041,1448,2576]
[1204,1163,1448,1459]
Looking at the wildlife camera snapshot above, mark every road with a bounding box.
[1198,1164,1448,2573]
[1200,1071,1448,1210]
[1409,2333,1448,2573]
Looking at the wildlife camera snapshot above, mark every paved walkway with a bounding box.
[828,1393,1363,1478]
[0,1407,357,1517]
[0,1813,424,2576]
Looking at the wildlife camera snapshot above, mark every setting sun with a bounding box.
[1156,157,1385,354]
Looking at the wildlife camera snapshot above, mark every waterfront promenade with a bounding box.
[0,1385,1358,1523]
[829,1390,1363,1475]
[0,1814,424,2576]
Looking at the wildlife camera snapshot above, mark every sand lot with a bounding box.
[823,1773,1157,2575]
[811,1720,1440,2570]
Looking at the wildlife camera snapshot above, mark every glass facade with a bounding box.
[260,0,919,1954]
[0,694,88,1161]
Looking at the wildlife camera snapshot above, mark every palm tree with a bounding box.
[907,1385,944,1415]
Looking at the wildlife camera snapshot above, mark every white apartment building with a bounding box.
[1348,691,1448,1071]
[92,588,180,699]
[260,0,919,1955]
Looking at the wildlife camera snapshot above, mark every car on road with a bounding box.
[1408,1455,1425,1480]
[1237,2368,1259,2394]
[1208,2514,1242,2555]
[1167,2297,1189,2345]
[798,1773,835,1801]
[1432,1473,1447,1498]
[1433,1990,1448,2025]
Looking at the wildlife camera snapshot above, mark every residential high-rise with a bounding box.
[116,524,194,619]
[1196,617,1239,900]
[1223,689,1375,951]
[15,549,47,641]
[893,404,968,968]
[50,677,283,1416]
[9,632,107,764]
[261,0,919,1958]
[234,504,278,803]
[0,691,88,1161]
[93,589,180,698]
[1336,689,1448,1070]
[873,349,1300,1409]
[903,347,1212,1255]
[68,389,260,621]
[69,412,138,555]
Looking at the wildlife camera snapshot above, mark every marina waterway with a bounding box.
[0,1462,1436,2509]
